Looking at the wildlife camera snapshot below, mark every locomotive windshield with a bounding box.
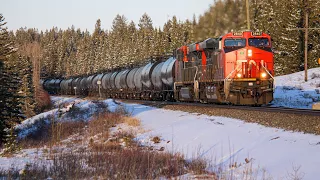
[248,38,270,47]
[224,38,246,47]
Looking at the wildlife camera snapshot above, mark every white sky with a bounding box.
[0,0,213,32]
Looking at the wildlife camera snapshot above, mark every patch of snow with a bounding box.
[0,148,49,171]
[2,95,320,179]
[272,67,320,109]
[104,100,320,179]
[16,96,99,139]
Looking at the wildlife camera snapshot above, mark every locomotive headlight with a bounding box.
[261,72,267,78]
[236,73,242,78]
[248,49,252,57]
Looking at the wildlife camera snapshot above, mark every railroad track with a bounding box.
[119,99,320,117]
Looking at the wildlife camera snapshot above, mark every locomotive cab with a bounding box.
[173,30,274,105]
[222,31,274,105]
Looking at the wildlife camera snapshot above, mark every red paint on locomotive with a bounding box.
[222,31,273,79]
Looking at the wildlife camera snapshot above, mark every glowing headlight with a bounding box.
[236,73,242,78]
[248,49,252,57]
[261,72,267,78]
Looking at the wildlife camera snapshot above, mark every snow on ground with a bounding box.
[0,148,49,172]
[0,97,319,178]
[15,96,98,139]
[104,100,320,180]
[272,67,320,109]
[2,66,320,179]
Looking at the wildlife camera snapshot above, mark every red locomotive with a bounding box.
[43,30,274,105]
[175,30,274,105]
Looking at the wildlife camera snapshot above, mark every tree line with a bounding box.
[9,0,320,79]
[1,0,320,145]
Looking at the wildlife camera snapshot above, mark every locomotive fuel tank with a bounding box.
[126,68,138,90]
[161,57,176,89]
[151,62,165,90]
[101,73,112,90]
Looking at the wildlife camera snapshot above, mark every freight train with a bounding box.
[42,30,274,105]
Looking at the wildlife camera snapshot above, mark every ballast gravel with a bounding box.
[163,105,320,135]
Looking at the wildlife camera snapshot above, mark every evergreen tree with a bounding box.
[306,0,320,68]
[0,14,20,143]
[0,14,15,60]
[5,1,320,80]
[128,21,138,64]
[19,56,36,118]
[111,14,128,67]
[138,13,154,60]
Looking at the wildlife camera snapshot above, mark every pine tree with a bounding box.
[5,1,319,79]
[111,15,128,67]
[0,14,24,151]
[138,13,154,60]
[0,14,15,61]
[306,0,320,68]
[128,21,138,65]
[19,56,36,118]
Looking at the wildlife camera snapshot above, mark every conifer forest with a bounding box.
[0,0,320,143]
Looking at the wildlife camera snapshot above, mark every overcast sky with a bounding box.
[1,0,213,32]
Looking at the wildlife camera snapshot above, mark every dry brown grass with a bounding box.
[124,116,141,127]
[0,146,204,179]
[7,104,211,179]
[151,136,161,144]
[18,119,87,149]
[89,141,122,152]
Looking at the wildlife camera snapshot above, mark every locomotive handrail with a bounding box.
[193,66,199,100]
[193,66,198,82]
[260,61,275,91]
[224,64,241,98]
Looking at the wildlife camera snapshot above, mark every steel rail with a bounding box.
[118,99,320,116]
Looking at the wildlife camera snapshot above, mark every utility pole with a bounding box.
[246,0,250,30]
[304,12,308,82]
[287,6,320,82]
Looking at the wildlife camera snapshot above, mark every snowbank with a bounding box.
[272,67,320,109]
[15,97,97,139]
